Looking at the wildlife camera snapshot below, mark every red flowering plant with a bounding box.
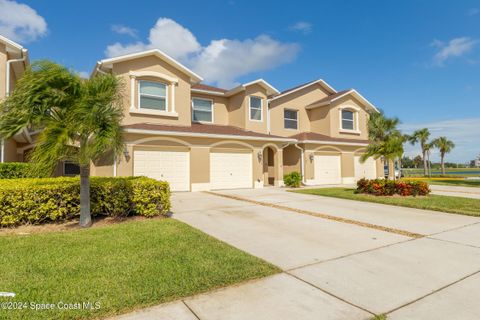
[356,178,430,197]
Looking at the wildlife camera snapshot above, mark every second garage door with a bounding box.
[133,149,190,192]
[313,155,342,185]
[354,156,377,180]
[210,152,252,190]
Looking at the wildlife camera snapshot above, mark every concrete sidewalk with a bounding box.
[430,184,480,199]
[113,189,480,320]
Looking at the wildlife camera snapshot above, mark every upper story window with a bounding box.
[341,109,355,130]
[249,96,263,121]
[192,98,213,123]
[138,80,167,111]
[284,109,298,130]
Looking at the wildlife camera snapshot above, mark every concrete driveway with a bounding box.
[116,188,480,320]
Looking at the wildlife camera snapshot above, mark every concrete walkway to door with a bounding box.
[114,188,480,320]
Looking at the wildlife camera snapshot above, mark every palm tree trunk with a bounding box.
[427,151,431,177]
[388,159,395,181]
[79,165,92,227]
[422,149,427,176]
[441,153,445,175]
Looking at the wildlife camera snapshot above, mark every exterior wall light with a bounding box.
[123,147,130,160]
[257,151,263,162]
[309,153,314,162]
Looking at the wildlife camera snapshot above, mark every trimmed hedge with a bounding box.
[356,178,430,197]
[284,171,302,188]
[0,162,34,179]
[0,177,170,227]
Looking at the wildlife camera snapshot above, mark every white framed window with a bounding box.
[249,96,263,121]
[138,80,167,111]
[192,98,213,123]
[341,109,355,130]
[284,109,298,130]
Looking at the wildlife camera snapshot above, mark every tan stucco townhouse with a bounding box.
[1,35,382,191]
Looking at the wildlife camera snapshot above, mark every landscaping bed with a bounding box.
[0,219,279,320]
[0,176,170,227]
[292,188,480,217]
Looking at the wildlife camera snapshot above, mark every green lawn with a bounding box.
[292,188,480,217]
[0,219,279,320]
[413,179,480,188]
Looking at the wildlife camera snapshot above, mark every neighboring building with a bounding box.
[0,35,32,163]
[475,155,480,168]
[1,35,382,191]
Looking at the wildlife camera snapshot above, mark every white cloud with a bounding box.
[400,118,480,163]
[111,24,137,38]
[432,37,477,66]
[290,21,313,34]
[105,18,299,88]
[467,8,480,16]
[0,0,47,43]
[76,71,89,79]
[106,18,200,61]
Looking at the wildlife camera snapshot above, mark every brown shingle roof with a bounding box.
[306,89,352,108]
[290,132,369,144]
[191,83,227,93]
[123,122,292,140]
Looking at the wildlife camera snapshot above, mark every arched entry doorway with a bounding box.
[263,146,275,186]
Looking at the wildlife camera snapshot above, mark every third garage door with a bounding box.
[210,151,252,190]
[313,155,342,185]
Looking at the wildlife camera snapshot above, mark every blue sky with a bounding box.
[1,0,479,163]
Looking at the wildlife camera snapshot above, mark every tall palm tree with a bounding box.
[433,136,455,175]
[361,111,404,180]
[423,142,433,177]
[0,61,125,227]
[408,128,430,176]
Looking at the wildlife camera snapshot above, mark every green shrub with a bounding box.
[0,177,170,227]
[356,178,430,196]
[0,162,34,179]
[284,171,302,188]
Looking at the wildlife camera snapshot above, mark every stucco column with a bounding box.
[341,152,355,184]
[190,147,210,191]
[304,150,315,185]
[253,148,264,188]
[274,148,284,187]
[376,158,384,179]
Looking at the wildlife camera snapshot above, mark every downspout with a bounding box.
[266,99,271,134]
[3,50,28,162]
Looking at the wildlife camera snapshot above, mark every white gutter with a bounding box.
[123,128,297,143]
[191,89,225,96]
[301,140,369,147]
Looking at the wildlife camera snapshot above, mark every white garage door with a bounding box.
[133,150,190,192]
[210,152,252,190]
[313,155,342,185]
[354,156,377,181]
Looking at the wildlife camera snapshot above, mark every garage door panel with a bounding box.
[355,156,377,180]
[210,152,252,190]
[133,150,190,192]
[314,155,342,185]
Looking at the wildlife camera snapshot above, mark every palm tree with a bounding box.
[408,128,430,176]
[0,61,125,227]
[423,142,433,177]
[433,136,455,175]
[361,111,404,180]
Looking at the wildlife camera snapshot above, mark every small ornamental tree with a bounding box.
[0,61,125,227]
